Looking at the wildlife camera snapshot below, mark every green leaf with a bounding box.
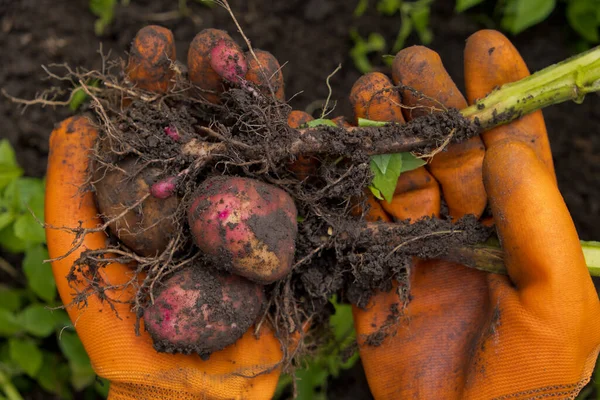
[0,226,28,253]
[59,330,96,391]
[51,309,72,330]
[377,0,402,15]
[0,166,22,192]
[69,88,89,112]
[392,12,413,52]
[369,186,384,200]
[1,180,20,215]
[13,213,45,245]
[90,0,116,35]
[0,140,22,190]
[18,304,56,338]
[294,363,328,400]
[567,0,600,43]
[59,330,92,368]
[399,152,426,172]
[0,288,22,312]
[354,0,369,17]
[69,80,100,111]
[410,4,433,44]
[0,309,21,337]
[94,377,110,398]
[0,140,18,167]
[36,352,72,399]
[328,297,359,374]
[9,338,43,377]
[455,0,484,12]
[370,153,402,203]
[350,30,387,73]
[331,299,355,342]
[306,119,338,128]
[0,210,15,232]
[23,245,55,302]
[70,360,96,391]
[369,152,425,204]
[372,154,392,174]
[501,0,556,35]
[11,177,45,215]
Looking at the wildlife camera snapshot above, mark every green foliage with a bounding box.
[275,297,359,399]
[69,80,100,112]
[0,140,105,399]
[356,118,426,203]
[369,152,426,203]
[89,0,117,36]
[501,0,557,35]
[352,0,434,73]
[349,29,388,74]
[456,0,600,44]
[567,0,600,43]
[455,0,484,12]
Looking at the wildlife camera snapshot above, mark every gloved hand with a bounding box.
[351,30,600,399]
[45,26,287,400]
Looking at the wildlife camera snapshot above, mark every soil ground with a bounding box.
[1,0,599,399]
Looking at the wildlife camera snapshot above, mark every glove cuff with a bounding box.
[108,382,198,400]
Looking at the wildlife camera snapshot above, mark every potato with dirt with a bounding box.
[94,157,179,257]
[188,176,298,284]
[143,266,265,359]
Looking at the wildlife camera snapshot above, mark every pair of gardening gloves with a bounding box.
[45,25,600,399]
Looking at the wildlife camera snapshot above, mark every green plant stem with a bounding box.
[447,241,600,277]
[0,371,23,400]
[461,45,600,130]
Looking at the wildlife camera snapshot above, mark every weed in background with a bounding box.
[0,140,108,400]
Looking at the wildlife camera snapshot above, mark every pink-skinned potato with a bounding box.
[144,267,265,359]
[93,157,178,257]
[188,176,298,284]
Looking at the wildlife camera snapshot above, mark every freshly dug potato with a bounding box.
[188,29,238,104]
[188,176,298,284]
[94,157,178,256]
[210,38,248,84]
[144,267,265,359]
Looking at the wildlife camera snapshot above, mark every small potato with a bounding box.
[188,176,298,284]
[210,39,248,84]
[94,158,178,256]
[143,267,265,359]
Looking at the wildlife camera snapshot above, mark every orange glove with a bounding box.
[351,30,600,399]
[45,26,287,400]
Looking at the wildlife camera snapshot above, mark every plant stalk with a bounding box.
[295,45,600,156]
[0,370,23,400]
[186,47,600,166]
[447,241,600,277]
[461,45,600,130]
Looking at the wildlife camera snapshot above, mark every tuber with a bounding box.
[210,39,247,84]
[94,157,178,257]
[143,267,265,359]
[188,176,298,284]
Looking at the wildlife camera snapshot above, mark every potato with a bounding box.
[143,267,265,359]
[210,38,247,84]
[94,157,178,256]
[188,176,298,284]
